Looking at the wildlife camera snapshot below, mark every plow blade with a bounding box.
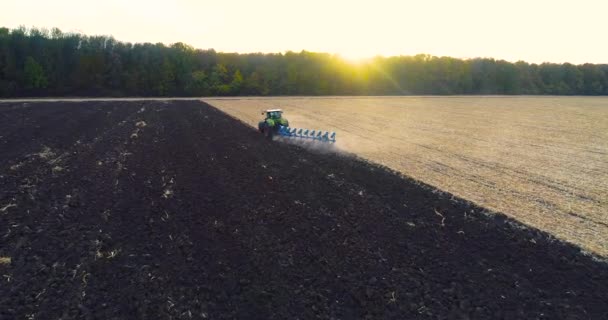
[277,126,336,143]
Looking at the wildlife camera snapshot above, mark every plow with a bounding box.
[258,109,336,143]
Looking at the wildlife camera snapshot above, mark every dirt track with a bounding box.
[1,100,607,319]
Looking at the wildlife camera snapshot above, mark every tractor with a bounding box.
[258,109,289,139]
[258,109,336,142]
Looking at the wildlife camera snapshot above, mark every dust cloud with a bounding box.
[272,136,342,155]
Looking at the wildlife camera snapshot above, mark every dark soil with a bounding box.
[0,100,606,319]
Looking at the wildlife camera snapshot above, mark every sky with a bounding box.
[2,0,607,64]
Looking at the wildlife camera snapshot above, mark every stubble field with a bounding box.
[206,96,608,256]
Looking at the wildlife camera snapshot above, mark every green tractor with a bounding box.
[257,108,337,142]
[258,109,289,139]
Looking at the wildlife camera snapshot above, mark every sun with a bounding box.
[339,52,371,64]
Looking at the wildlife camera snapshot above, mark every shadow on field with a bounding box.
[0,100,606,319]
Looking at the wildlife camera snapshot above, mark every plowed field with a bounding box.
[1,100,607,319]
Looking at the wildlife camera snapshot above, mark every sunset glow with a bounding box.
[2,0,607,64]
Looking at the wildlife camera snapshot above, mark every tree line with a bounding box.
[1,26,608,97]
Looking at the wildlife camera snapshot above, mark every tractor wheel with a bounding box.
[263,126,273,139]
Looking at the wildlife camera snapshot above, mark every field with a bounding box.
[206,96,608,256]
[1,100,607,318]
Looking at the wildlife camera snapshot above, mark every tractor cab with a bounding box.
[263,109,284,120]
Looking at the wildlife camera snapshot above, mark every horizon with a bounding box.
[4,25,607,67]
[3,0,607,64]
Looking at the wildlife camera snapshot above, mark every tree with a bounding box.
[24,56,47,91]
[1,26,608,97]
[230,70,243,94]
[188,70,209,95]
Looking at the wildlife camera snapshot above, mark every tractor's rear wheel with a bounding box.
[263,126,273,139]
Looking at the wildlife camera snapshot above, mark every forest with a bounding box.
[1,26,607,97]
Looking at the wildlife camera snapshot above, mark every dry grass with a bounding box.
[0,257,11,265]
[205,96,608,256]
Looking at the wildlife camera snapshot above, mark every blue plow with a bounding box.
[277,126,336,143]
